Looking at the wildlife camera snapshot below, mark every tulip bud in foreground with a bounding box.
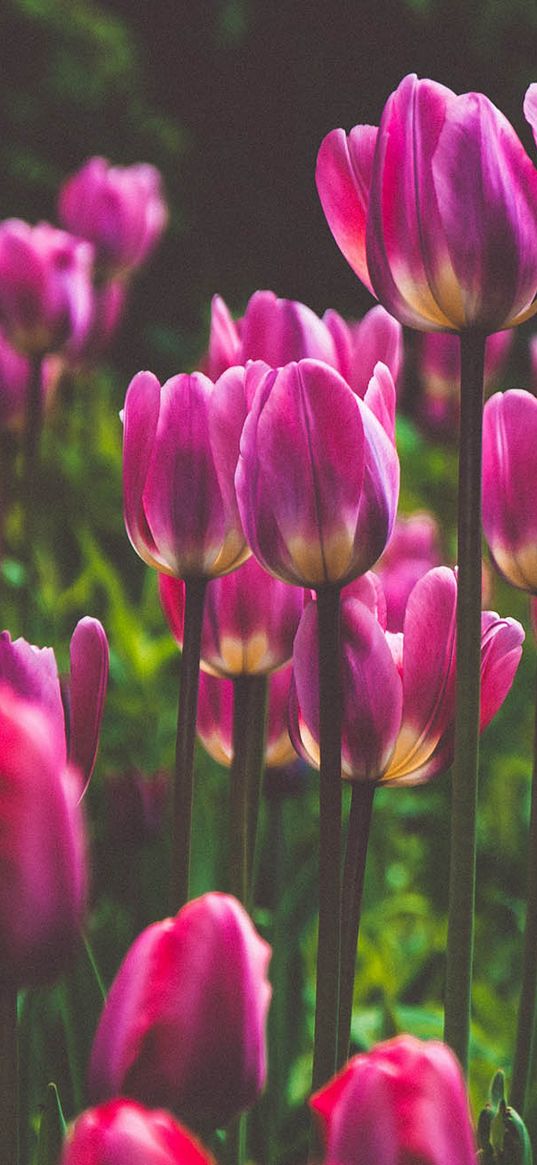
[60,1099,215,1164]
[310,1034,476,1165]
[89,893,271,1131]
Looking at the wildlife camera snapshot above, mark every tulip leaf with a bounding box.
[36,1083,66,1165]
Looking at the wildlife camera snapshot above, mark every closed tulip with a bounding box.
[197,665,296,769]
[483,389,537,592]
[88,893,271,1130]
[317,74,537,333]
[61,1100,214,1165]
[310,1034,476,1165]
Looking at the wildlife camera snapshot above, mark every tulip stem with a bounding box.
[338,782,375,1062]
[312,583,342,1092]
[0,984,19,1165]
[22,358,42,635]
[169,576,208,913]
[229,675,268,906]
[444,329,486,1073]
[510,663,537,1115]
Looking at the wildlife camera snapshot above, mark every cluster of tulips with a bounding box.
[3,69,537,1165]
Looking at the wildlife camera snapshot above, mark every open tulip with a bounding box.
[58,156,168,279]
[483,389,537,592]
[310,1034,476,1165]
[89,892,271,1130]
[61,1100,214,1165]
[236,358,399,589]
[197,665,296,769]
[317,74,537,332]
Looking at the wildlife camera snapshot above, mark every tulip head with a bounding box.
[197,666,297,769]
[323,304,403,396]
[483,389,537,593]
[60,1100,215,1165]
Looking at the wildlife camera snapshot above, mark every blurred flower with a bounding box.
[58,156,168,279]
[0,683,87,988]
[66,277,126,368]
[197,666,296,770]
[373,512,442,632]
[291,567,524,783]
[317,74,537,332]
[105,769,168,848]
[123,367,250,578]
[236,358,399,588]
[483,388,537,592]
[0,220,94,355]
[89,893,271,1131]
[310,1034,476,1165]
[60,1099,214,1164]
[417,329,513,437]
[159,555,307,676]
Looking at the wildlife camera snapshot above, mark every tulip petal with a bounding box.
[479,612,524,731]
[316,126,378,295]
[205,293,241,378]
[350,305,404,395]
[240,289,337,365]
[68,617,109,793]
[0,631,66,762]
[363,361,396,443]
[483,390,537,592]
[122,371,168,570]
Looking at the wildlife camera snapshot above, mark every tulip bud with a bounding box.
[477,1071,533,1165]
[60,1099,215,1165]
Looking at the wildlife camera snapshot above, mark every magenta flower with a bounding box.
[323,304,403,396]
[203,289,338,380]
[88,892,271,1130]
[310,1034,476,1165]
[418,329,513,437]
[291,567,524,783]
[317,74,537,332]
[0,617,109,793]
[159,555,307,676]
[0,684,87,988]
[60,1100,215,1165]
[123,366,249,578]
[197,666,296,770]
[373,512,442,632]
[483,389,537,592]
[236,358,399,588]
[58,156,168,278]
[0,220,94,355]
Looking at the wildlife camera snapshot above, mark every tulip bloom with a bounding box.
[373,512,442,632]
[197,666,296,769]
[159,556,307,677]
[316,74,537,332]
[418,329,513,436]
[0,684,87,987]
[310,1034,476,1165]
[123,367,249,579]
[0,220,94,355]
[58,156,168,278]
[60,1100,215,1165]
[483,389,537,593]
[323,303,403,396]
[291,567,524,783]
[89,892,271,1130]
[236,358,399,588]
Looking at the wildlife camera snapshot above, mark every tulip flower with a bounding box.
[0,220,94,356]
[316,74,537,332]
[236,358,399,589]
[58,156,168,279]
[203,289,338,380]
[323,303,403,396]
[197,666,296,769]
[418,329,513,437]
[483,389,537,593]
[89,893,271,1131]
[310,1034,476,1165]
[373,512,442,632]
[0,617,109,793]
[60,1100,215,1165]
[0,683,87,988]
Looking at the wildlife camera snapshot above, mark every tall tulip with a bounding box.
[60,1100,215,1165]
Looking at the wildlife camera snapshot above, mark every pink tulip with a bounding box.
[197,666,297,769]
[203,289,338,380]
[58,156,168,278]
[418,329,513,437]
[88,892,272,1130]
[373,512,442,632]
[317,74,537,332]
[236,358,399,588]
[123,367,249,578]
[0,684,87,987]
[483,389,537,592]
[0,617,109,792]
[60,1100,214,1165]
[310,1034,476,1165]
[0,220,94,355]
[159,556,307,676]
[291,567,524,783]
[323,304,403,395]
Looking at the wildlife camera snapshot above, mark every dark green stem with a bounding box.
[312,584,342,1091]
[444,330,486,1073]
[22,358,42,635]
[0,984,19,1165]
[510,663,537,1115]
[229,674,268,906]
[169,576,208,912]
[338,782,375,1062]
[246,675,268,900]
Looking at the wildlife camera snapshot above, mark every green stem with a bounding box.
[312,584,342,1092]
[443,330,486,1073]
[0,984,18,1165]
[510,663,537,1115]
[169,576,208,913]
[22,358,42,635]
[229,674,268,906]
[246,675,268,901]
[338,782,375,1063]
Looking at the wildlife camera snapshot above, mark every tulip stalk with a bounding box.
[170,576,208,912]
[0,984,19,1165]
[444,329,486,1072]
[22,358,42,633]
[312,583,343,1091]
[510,663,537,1115]
[229,674,267,905]
[338,782,375,1061]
